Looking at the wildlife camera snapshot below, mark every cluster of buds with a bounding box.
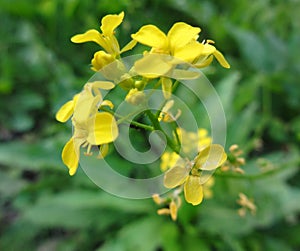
[256,158,274,172]
[152,189,182,221]
[237,193,257,217]
[221,144,246,174]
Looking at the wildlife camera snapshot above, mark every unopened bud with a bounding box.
[119,74,134,90]
[237,157,245,165]
[125,88,146,105]
[229,144,239,152]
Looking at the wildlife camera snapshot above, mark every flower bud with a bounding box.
[125,88,146,105]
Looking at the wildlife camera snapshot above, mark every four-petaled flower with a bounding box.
[56,81,118,175]
[131,22,230,77]
[71,12,136,71]
[164,144,227,205]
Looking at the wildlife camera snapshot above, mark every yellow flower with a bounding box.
[132,22,202,62]
[71,12,136,71]
[203,177,215,199]
[197,128,212,150]
[62,111,118,175]
[237,193,257,217]
[157,199,179,221]
[160,151,180,172]
[160,128,211,171]
[131,22,230,74]
[164,144,227,205]
[158,99,181,122]
[176,128,212,154]
[55,81,115,124]
[154,193,181,221]
[58,81,118,175]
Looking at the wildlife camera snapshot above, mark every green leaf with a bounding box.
[229,27,266,71]
[98,217,163,251]
[227,102,258,146]
[0,139,63,170]
[216,71,240,119]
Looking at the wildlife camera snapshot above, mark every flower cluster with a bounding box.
[56,81,118,175]
[221,144,246,174]
[237,193,257,217]
[164,144,227,205]
[56,12,232,220]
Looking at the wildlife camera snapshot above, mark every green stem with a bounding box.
[172,80,180,92]
[215,158,299,180]
[145,109,181,155]
[115,108,143,124]
[99,106,154,131]
[172,123,181,146]
[128,120,154,131]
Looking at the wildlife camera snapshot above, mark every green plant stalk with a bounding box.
[145,109,182,156]
[215,158,299,180]
[100,106,154,131]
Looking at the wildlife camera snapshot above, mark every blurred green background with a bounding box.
[1,0,300,250]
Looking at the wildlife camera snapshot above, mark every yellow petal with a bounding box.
[134,54,173,78]
[198,128,212,150]
[99,60,125,81]
[73,92,101,123]
[120,40,137,53]
[161,77,172,99]
[167,22,201,52]
[71,29,107,49]
[173,40,204,62]
[171,69,200,79]
[87,112,118,145]
[55,100,74,123]
[100,12,124,36]
[131,25,168,49]
[202,43,216,55]
[194,55,214,68]
[164,165,189,188]
[89,80,115,90]
[160,151,180,171]
[184,175,203,205]
[213,50,230,68]
[194,144,227,170]
[91,51,115,71]
[161,99,174,114]
[62,138,79,176]
[100,100,114,109]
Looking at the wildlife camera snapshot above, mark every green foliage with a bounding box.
[0,0,300,250]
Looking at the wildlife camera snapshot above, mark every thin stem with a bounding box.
[215,158,299,180]
[99,106,154,131]
[172,123,181,146]
[172,80,180,93]
[145,109,182,156]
